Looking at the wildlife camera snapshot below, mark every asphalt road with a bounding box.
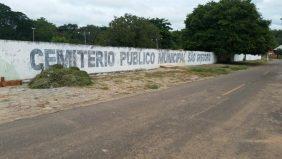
[0,61,282,159]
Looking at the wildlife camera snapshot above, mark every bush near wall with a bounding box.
[29,65,93,89]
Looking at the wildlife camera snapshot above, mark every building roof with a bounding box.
[274,45,282,50]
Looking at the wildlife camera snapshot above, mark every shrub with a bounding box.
[29,65,93,89]
[145,83,160,89]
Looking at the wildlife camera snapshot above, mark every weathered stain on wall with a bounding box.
[0,40,216,80]
[0,56,20,80]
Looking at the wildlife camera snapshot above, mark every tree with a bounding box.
[79,25,108,45]
[171,30,184,49]
[51,35,69,43]
[183,0,276,62]
[57,24,81,43]
[107,14,161,48]
[0,3,33,41]
[149,18,173,49]
[33,17,57,42]
[272,30,282,46]
[91,26,109,46]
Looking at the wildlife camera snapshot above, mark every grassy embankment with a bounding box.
[188,60,266,77]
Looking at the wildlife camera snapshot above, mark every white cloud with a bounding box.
[0,0,281,30]
[254,0,282,29]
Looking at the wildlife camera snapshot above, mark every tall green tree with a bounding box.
[272,30,282,46]
[171,30,184,49]
[93,26,109,46]
[0,3,33,41]
[107,14,160,48]
[56,24,85,44]
[183,0,276,62]
[33,17,57,42]
[79,25,108,45]
[149,18,173,49]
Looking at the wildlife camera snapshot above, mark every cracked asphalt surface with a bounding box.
[0,61,281,159]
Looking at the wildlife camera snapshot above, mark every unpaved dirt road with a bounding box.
[0,61,281,159]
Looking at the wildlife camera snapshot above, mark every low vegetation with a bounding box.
[145,82,161,89]
[29,65,92,89]
[189,65,248,77]
[93,63,256,93]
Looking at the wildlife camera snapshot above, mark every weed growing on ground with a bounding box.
[145,83,160,89]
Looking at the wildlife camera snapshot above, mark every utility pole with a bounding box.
[156,38,159,49]
[84,31,87,45]
[32,27,36,42]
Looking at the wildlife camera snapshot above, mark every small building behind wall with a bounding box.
[274,45,282,58]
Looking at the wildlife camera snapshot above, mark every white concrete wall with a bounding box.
[0,40,216,80]
[234,54,262,62]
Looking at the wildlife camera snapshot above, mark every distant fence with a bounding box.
[0,40,216,80]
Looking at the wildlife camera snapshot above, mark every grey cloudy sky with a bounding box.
[1,0,281,30]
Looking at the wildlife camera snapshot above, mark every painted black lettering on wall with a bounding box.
[30,49,43,70]
[158,52,185,64]
[30,49,116,70]
[120,52,155,66]
[30,49,214,71]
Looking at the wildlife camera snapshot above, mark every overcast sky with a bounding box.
[1,0,281,30]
